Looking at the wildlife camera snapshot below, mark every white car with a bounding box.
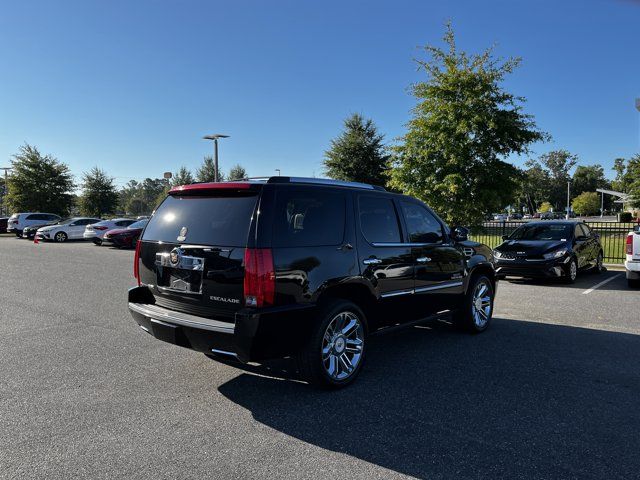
[7,212,61,236]
[84,218,136,244]
[35,217,102,242]
[493,214,508,221]
[625,225,640,288]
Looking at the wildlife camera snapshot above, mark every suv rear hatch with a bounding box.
[137,183,263,322]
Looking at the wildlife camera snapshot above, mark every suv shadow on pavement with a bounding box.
[218,317,640,479]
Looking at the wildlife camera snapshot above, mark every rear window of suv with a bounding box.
[142,194,258,246]
[272,188,345,247]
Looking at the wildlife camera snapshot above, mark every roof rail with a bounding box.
[266,176,386,191]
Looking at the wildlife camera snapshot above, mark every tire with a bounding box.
[296,299,367,389]
[54,231,68,243]
[629,278,640,289]
[93,239,102,246]
[453,274,494,333]
[592,251,603,274]
[563,257,578,284]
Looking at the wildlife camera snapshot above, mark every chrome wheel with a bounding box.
[471,280,492,329]
[596,253,603,272]
[322,311,364,381]
[54,232,66,242]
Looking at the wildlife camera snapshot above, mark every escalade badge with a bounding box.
[177,226,188,242]
[169,248,181,265]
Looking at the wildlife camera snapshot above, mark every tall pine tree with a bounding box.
[324,113,389,186]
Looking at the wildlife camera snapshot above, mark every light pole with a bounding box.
[566,180,571,219]
[203,134,229,182]
[275,169,281,176]
[1,167,12,216]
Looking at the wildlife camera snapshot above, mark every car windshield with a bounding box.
[509,224,572,241]
[127,220,148,229]
[56,218,72,225]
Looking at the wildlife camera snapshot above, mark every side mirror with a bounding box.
[501,234,509,241]
[451,226,469,242]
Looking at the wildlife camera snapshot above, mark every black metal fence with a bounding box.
[469,221,635,264]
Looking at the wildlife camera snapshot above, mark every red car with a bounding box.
[101,219,147,248]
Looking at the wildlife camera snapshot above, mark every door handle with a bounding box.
[363,257,382,265]
[416,257,431,263]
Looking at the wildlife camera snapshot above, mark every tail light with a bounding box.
[627,234,633,256]
[243,248,275,308]
[133,240,142,286]
[93,226,108,231]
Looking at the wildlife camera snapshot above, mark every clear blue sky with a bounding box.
[1,0,638,188]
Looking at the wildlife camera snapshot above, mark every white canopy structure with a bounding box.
[596,188,633,204]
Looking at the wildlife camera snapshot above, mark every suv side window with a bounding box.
[358,196,401,244]
[26,214,40,221]
[400,201,444,244]
[272,188,345,247]
[574,224,584,239]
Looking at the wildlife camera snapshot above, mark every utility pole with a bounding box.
[0,167,12,216]
[203,134,230,182]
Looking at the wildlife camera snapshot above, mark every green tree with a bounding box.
[118,178,167,215]
[228,164,247,181]
[607,155,640,209]
[539,201,552,213]
[534,150,577,210]
[324,113,389,186]
[196,156,225,182]
[79,167,118,217]
[612,157,627,191]
[572,164,607,196]
[624,155,640,208]
[389,24,546,226]
[520,160,552,213]
[6,144,75,215]
[572,191,600,216]
[172,166,195,187]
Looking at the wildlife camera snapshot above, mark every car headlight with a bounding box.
[494,250,503,258]
[543,249,567,260]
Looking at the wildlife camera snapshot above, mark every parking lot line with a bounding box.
[582,274,621,295]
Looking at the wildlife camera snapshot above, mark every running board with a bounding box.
[370,310,452,336]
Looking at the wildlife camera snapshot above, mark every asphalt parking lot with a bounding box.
[1,235,639,479]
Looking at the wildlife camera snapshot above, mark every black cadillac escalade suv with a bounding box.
[128,177,496,388]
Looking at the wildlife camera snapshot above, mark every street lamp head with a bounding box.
[203,134,230,140]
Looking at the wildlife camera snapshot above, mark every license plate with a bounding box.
[155,251,204,295]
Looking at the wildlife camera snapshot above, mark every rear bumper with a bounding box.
[625,260,640,279]
[495,257,570,279]
[83,232,103,240]
[128,286,316,362]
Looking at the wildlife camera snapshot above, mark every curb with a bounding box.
[604,263,625,272]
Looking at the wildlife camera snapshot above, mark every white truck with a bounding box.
[625,225,640,288]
